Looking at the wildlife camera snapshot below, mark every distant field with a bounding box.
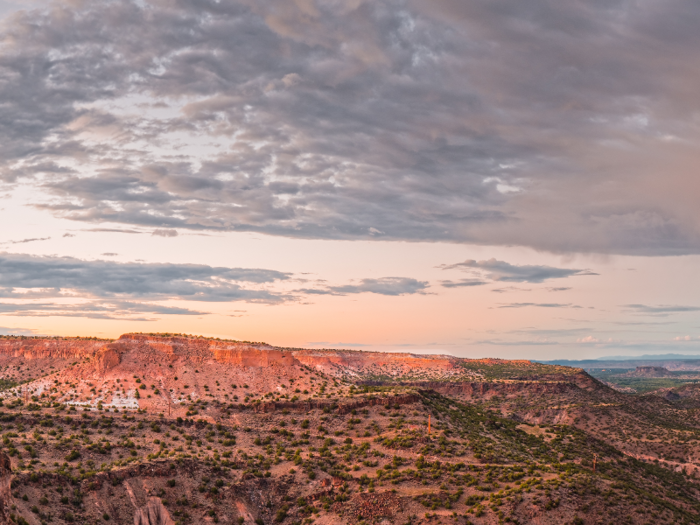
[587,368,700,393]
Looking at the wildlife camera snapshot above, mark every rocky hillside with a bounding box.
[0,333,581,415]
[0,334,698,524]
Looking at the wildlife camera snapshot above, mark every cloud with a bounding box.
[440,279,488,288]
[497,303,581,309]
[306,342,370,347]
[0,252,292,304]
[1,1,700,254]
[547,287,572,292]
[0,301,207,321]
[476,339,560,346]
[491,286,532,293]
[330,278,429,296]
[624,304,700,317]
[576,336,621,344]
[300,277,429,296]
[85,228,142,235]
[673,335,700,341]
[0,326,42,336]
[152,229,178,238]
[0,253,433,319]
[610,321,677,326]
[1,237,51,245]
[442,258,597,283]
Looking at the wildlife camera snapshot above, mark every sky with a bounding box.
[1,0,700,359]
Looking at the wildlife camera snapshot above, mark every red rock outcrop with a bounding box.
[95,343,123,375]
[0,333,467,377]
[0,333,587,417]
[133,497,175,525]
[212,347,299,367]
[0,337,106,360]
[117,333,299,367]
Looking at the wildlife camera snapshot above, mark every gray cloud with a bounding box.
[85,229,142,235]
[440,279,488,288]
[0,252,291,304]
[0,1,699,254]
[491,286,532,293]
[306,342,370,347]
[610,321,677,326]
[330,278,429,296]
[2,237,51,245]
[497,303,581,309]
[442,258,596,283]
[0,326,41,336]
[152,229,178,238]
[509,328,589,337]
[0,301,207,321]
[300,277,429,296]
[624,304,700,317]
[0,253,433,319]
[476,339,560,346]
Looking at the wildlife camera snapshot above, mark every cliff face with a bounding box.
[0,338,106,361]
[117,334,299,367]
[95,343,123,375]
[212,348,300,367]
[0,333,582,418]
[0,334,467,374]
[133,497,175,525]
[113,334,461,372]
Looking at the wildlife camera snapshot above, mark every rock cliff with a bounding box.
[0,333,581,418]
[0,337,106,360]
[133,497,175,525]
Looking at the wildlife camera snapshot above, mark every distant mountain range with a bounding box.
[539,354,700,369]
[598,354,700,361]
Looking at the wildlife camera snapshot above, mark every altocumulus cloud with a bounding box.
[441,259,596,284]
[2,1,700,254]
